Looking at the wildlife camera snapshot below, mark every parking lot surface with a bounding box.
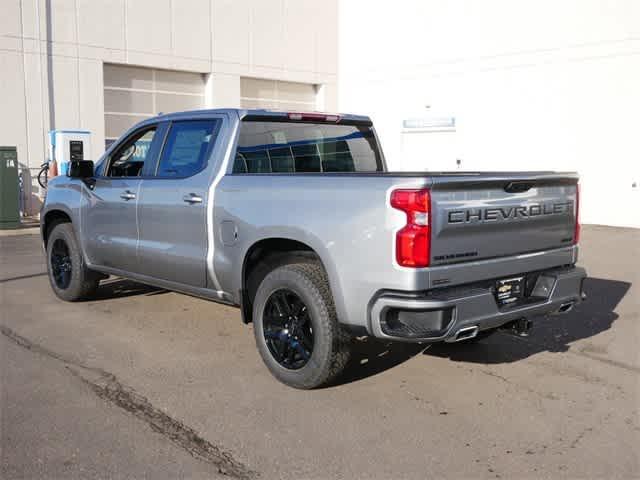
[1,225,638,479]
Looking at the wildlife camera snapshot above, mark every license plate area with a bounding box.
[495,276,525,306]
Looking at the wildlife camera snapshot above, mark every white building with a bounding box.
[2,0,638,228]
[339,0,640,228]
[1,0,338,214]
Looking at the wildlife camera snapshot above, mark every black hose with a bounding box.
[37,163,49,189]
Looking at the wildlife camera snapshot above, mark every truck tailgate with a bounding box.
[429,173,578,266]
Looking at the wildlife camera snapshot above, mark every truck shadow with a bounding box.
[333,277,630,385]
[424,277,630,364]
[88,278,168,301]
[333,338,426,386]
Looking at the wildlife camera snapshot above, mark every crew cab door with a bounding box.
[136,119,222,288]
[81,124,163,270]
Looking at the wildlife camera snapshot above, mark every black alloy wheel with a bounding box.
[46,222,101,301]
[252,262,351,388]
[262,289,314,370]
[50,238,72,289]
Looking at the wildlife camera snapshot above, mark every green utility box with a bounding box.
[0,146,20,229]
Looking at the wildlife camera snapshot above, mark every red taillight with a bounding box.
[287,112,341,122]
[574,183,581,244]
[390,189,431,267]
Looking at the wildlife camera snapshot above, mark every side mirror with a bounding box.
[67,160,94,179]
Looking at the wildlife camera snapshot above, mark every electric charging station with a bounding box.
[48,130,92,176]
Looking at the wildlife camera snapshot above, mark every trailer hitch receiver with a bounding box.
[500,318,533,337]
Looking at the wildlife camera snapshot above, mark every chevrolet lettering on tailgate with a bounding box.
[447,201,574,224]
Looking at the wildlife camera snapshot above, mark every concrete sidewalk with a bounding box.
[0,227,39,236]
[0,216,40,236]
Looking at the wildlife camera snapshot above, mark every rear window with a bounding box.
[233,121,383,173]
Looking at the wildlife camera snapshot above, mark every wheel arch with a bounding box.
[42,209,73,247]
[239,237,343,325]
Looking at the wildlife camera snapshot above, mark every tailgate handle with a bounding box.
[504,181,533,193]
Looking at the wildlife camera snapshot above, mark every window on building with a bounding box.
[103,64,206,148]
[240,78,318,112]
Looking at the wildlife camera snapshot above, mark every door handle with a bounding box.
[120,190,136,201]
[183,193,203,204]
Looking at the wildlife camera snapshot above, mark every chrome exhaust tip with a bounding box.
[447,325,479,343]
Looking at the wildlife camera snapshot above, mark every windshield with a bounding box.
[233,121,383,173]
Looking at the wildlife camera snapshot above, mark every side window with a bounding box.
[156,120,219,178]
[107,127,156,177]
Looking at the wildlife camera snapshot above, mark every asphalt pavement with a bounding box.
[1,225,638,479]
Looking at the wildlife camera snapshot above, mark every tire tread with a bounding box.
[287,262,351,387]
[252,260,351,389]
[46,222,99,301]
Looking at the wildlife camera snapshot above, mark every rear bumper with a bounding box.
[368,266,586,343]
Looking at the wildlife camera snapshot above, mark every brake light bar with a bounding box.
[390,188,431,268]
[287,112,341,122]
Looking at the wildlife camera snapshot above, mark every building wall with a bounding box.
[0,0,338,214]
[339,0,640,228]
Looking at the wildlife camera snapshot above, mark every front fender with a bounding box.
[40,178,84,244]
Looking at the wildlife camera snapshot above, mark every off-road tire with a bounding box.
[46,222,100,301]
[252,262,351,389]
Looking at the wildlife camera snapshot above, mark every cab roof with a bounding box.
[148,108,373,125]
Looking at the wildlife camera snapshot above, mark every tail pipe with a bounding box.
[447,325,479,343]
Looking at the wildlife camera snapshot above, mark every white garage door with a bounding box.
[240,77,318,112]
[104,64,206,146]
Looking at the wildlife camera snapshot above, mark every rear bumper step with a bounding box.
[369,266,586,342]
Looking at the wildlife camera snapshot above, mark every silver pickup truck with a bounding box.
[41,109,586,388]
